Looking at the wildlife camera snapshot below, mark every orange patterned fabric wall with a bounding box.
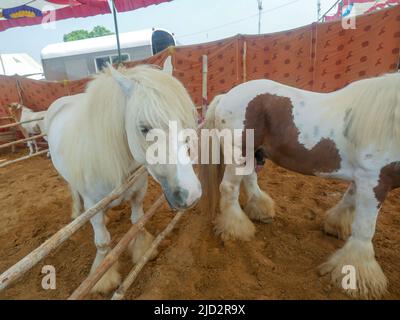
[312,7,400,92]
[0,75,20,128]
[243,26,315,90]
[163,5,399,103]
[172,37,244,106]
[0,75,19,110]
[0,77,91,118]
[0,5,399,119]
[18,77,69,111]
[18,77,93,111]
[124,39,244,106]
[242,4,400,93]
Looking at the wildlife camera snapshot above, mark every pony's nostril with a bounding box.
[255,148,266,165]
[173,188,189,206]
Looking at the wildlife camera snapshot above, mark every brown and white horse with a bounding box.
[201,72,400,299]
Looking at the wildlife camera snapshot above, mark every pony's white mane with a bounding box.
[60,65,197,193]
[331,72,400,151]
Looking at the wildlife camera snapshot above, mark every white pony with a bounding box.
[45,65,202,293]
[8,104,46,155]
[201,73,400,299]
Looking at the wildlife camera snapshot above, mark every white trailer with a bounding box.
[41,28,176,81]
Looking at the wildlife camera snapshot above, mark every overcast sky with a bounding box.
[0,0,339,63]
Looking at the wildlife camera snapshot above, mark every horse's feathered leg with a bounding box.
[243,169,275,224]
[87,200,121,294]
[127,174,157,264]
[215,164,255,241]
[319,173,387,299]
[324,182,356,240]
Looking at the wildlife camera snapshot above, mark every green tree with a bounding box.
[63,26,114,42]
[89,26,113,38]
[63,29,91,42]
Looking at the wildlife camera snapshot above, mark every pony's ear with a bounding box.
[109,65,134,97]
[162,56,173,76]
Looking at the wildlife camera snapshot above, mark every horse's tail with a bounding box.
[200,95,225,217]
[70,185,83,219]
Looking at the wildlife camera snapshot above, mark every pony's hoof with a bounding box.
[324,207,354,240]
[129,229,158,264]
[90,262,121,294]
[319,239,387,299]
[214,207,256,241]
[244,192,275,224]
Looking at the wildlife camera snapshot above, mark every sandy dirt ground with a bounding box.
[0,149,399,300]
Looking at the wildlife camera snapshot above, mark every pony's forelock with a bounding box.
[125,65,197,150]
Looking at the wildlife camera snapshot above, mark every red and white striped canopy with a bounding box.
[0,0,172,32]
[115,0,172,12]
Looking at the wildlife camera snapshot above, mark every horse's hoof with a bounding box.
[129,229,158,264]
[214,206,256,241]
[324,206,354,240]
[90,262,121,294]
[319,239,387,299]
[244,192,275,224]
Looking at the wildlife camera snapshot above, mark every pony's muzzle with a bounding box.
[164,186,201,210]
[172,188,188,207]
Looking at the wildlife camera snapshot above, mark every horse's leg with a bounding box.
[324,182,356,240]
[216,164,255,241]
[243,170,275,223]
[319,174,387,299]
[27,141,34,155]
[33,140,39,153]
[127,174,157,263]
[86,200,121,293]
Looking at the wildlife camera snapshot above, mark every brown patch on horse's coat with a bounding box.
[373,162,400,206]
[243,93,341,176]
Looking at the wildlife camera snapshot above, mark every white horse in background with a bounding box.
[45,64,202,293]
[201,73,400,299]
[8,104,47,155]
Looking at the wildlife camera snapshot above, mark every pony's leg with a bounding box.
[87,203,121,294]
[27,141,34,155]
[216,164,255,241]
[127,175,157,263]
[33,140,39,153]
[324,182,356,240]
[319,175,387,299]
[243,170,275,223]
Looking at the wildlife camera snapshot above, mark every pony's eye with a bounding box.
[140,126,150,135]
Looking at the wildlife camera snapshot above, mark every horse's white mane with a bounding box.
[60,65,197,193]
[332,72,400,152]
